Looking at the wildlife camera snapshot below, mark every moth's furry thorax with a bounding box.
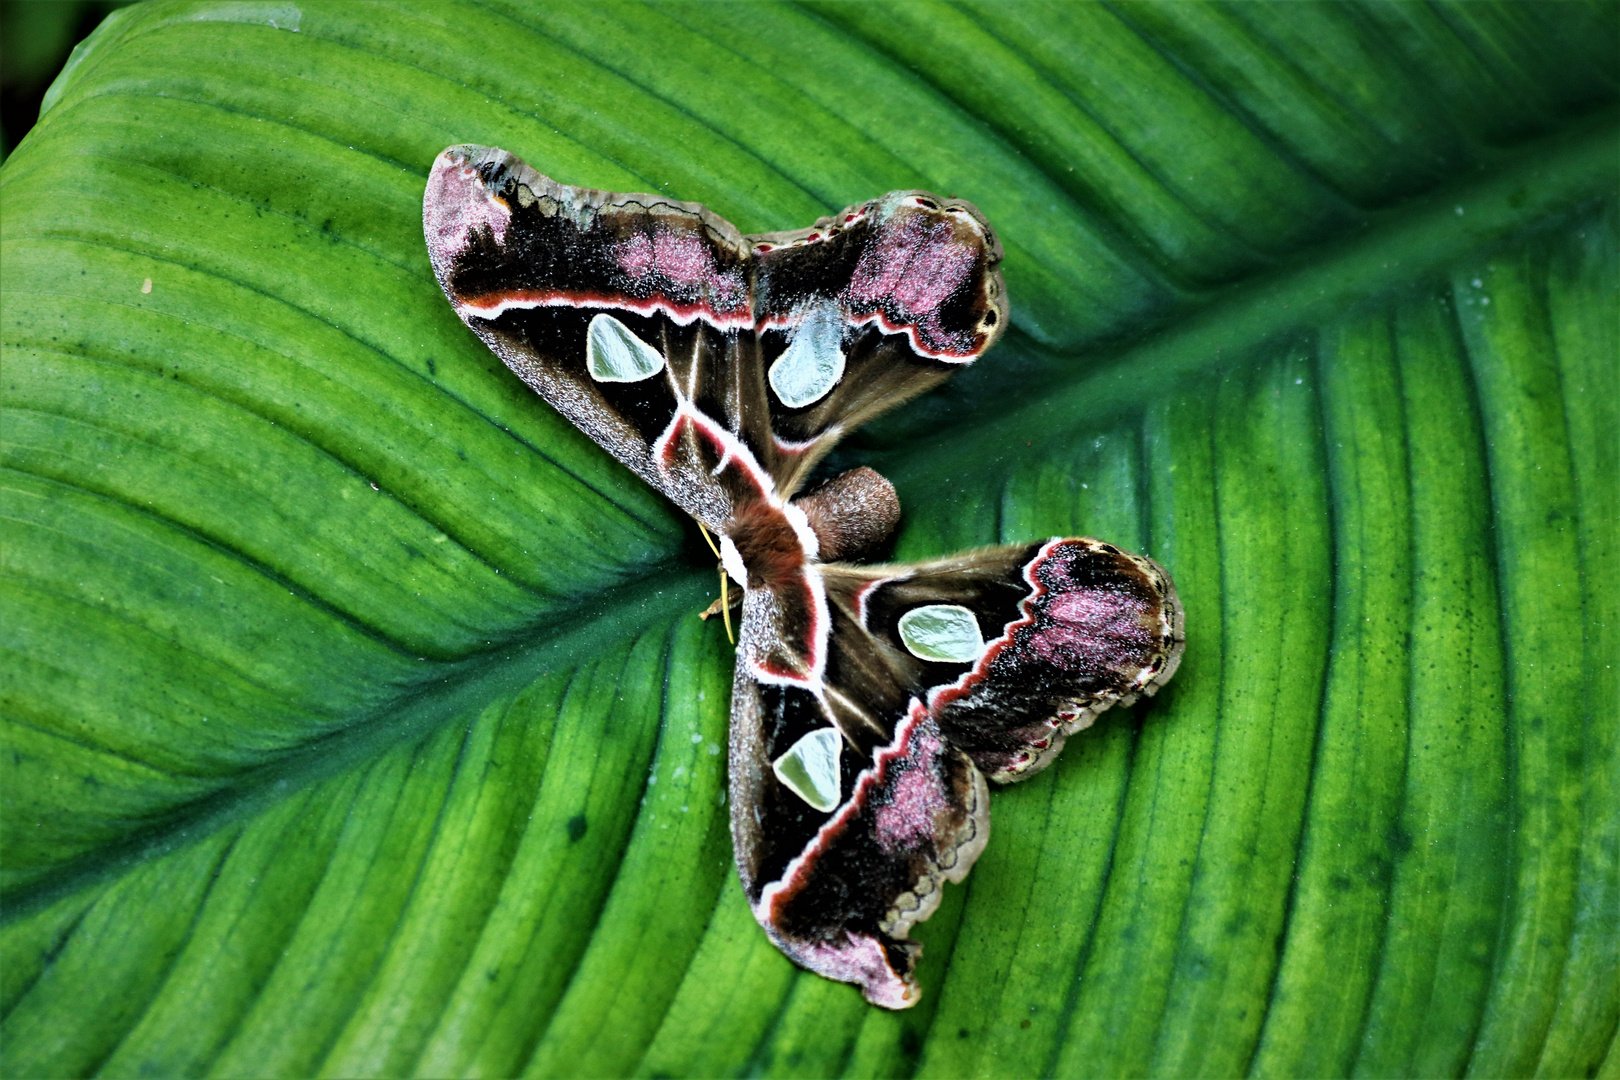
[725,501,806,588]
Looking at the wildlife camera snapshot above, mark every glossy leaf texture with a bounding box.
[1,2,1615,1077]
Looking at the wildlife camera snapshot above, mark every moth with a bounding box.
[424,145,1185,1008]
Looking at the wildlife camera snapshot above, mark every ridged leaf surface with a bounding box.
[2,2,1615,1077]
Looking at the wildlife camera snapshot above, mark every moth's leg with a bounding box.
[694,521,743,642]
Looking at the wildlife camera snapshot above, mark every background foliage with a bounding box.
[1,2,1616,1077]
[0,0,133,156]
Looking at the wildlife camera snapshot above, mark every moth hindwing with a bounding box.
[424,145,1185,1008]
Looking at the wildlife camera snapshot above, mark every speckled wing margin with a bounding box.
[423,147,1183,1010]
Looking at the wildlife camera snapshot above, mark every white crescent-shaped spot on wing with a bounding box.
[898,604,985,663]
[769,302,846,408]
[772,726,844,812]
[586,312,666,382]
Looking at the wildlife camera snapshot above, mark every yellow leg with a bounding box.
[720,568,734,644]
[696,521,735,644]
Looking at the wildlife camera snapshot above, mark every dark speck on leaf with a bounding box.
[566,814,588,842]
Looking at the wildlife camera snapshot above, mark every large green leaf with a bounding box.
[2,2,1615,1076]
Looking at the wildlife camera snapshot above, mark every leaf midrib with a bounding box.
[0,568,712,919]
[883,106,1620,490]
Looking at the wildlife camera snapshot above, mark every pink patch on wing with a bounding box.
[757,701,944,922]
[843,211,976,353]
[653,230,713,283]
[890,230,975,314]
[750,201,987,361]
[611,227,750,315]
[424,154,511,260]
[711,268,748,313]
[752,699,958,1007]
[1026,588,1151,666]
[872,705,950,852]
[617,232,655,277]
[790,934,915,1009]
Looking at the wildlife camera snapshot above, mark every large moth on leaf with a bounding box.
[424,146,1185,1008]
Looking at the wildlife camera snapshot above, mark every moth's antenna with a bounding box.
[696,522,736,644]
[697,521,722,559]
[719,568,735,644]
